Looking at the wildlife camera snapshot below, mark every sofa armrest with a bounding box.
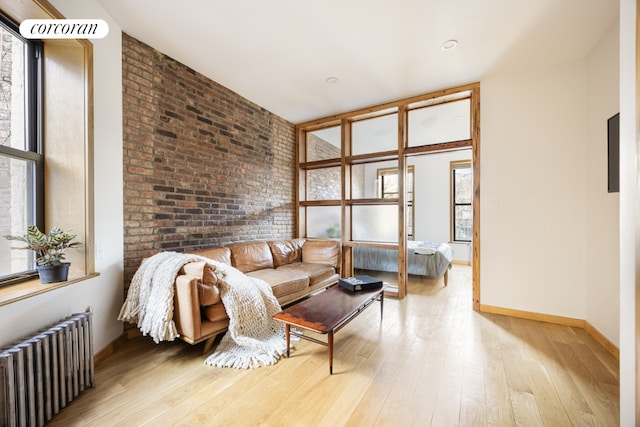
[173,274,201,342]
[173,270,228,344]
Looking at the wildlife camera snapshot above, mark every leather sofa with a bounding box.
[172,238,341,352]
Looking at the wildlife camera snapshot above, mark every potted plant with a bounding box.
[4,225,82,284]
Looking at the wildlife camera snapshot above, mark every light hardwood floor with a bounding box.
[48,266,619,426]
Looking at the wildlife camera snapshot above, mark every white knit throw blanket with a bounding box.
[118,252,286,369]
[203,261,286,369]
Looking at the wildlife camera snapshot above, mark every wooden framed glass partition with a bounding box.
[296,83,480,303]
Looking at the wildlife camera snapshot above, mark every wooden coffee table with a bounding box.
[273,284,386,374]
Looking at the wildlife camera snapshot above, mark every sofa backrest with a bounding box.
[227,241,274,273]
[189,247,232,265]
[302,239,340,269]
[186,238,341,274]
[268,238,305,267]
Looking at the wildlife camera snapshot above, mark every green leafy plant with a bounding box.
[326,225,340,238]
[4,225,82,267]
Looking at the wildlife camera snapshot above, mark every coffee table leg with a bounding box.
[380,291,384,320]
[328,331,334,375]
[285,324,290,357]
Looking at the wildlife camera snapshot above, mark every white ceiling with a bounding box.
[96,0,618,124]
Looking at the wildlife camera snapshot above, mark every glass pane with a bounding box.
[352,113,397,156]
[306,206,341,238]
[307,126,340,162]
[454,205,472,241]
[0,26,26,150]
[307,167,341,201]
[454,167,473,203]
[408,99,470,147]
[380,173,398,198]
[0,156,36,278]
[350,164,366,199]
[352,205,398,242]
[350,160,398,200]
[377,165,413,200]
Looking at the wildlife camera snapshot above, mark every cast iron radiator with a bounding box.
[0,308,94,427]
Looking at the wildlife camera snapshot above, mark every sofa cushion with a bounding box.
[268,238,305,267]
[189,247,231,265]
[228,241,274,273]
[182,261,219,285]
[197,283,221,306]
[276,262,335,286]
[302,239,340,268]
[203,303,227,322]
[180,261,221,306]
[247,269,309,299]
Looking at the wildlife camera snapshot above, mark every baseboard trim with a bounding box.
[94,333,127,367]
[479,304,619,359]
[584,321,619,359]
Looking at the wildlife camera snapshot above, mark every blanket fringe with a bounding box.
[202,260,286,369]
[204,332,286,369]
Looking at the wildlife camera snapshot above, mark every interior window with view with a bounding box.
[0,15,42,285]
[451,161,472,242]
[377,166,414,239]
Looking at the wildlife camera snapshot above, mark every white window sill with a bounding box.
[0,272,100,307]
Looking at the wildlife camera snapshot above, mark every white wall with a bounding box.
[619,0,636,423]
[481,16,622,350]
[480,60,589,319]
[585,19,620,347]
[0,0,124,353]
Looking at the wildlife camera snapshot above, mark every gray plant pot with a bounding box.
[37,262,70,284]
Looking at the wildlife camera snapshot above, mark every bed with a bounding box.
[353,241,454,285]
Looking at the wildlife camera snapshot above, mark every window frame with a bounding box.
[377,165,414,239]
[0,12,44,287]
[451,160,472,243]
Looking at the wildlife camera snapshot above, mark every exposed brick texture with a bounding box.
[122,34,296,284]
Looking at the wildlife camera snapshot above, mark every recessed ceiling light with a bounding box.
[326,77,339,84]
[441,39,458,51]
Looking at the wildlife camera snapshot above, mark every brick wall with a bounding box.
[122,34,296,284]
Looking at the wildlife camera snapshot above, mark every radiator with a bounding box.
[0,308,94,427]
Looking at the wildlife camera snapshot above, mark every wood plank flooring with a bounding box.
[47,266,619,426]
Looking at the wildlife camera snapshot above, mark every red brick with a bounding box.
[122,34,296,285]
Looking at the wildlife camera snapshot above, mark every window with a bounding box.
[352,112,397,156]
[306,125,340,162]
[0,14,43,286]
[408,98,471,147]
[378,166,414,239]
[451,160,472,242]
[302,124,343,238]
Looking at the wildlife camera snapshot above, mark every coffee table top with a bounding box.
[273,284,386,334]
